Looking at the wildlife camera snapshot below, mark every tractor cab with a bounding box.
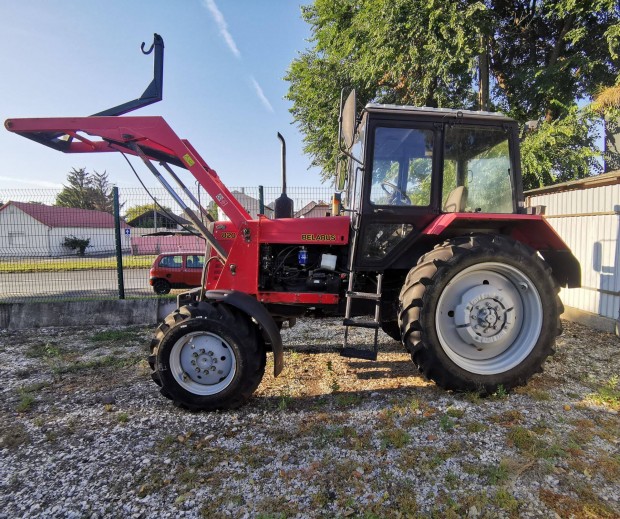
[339,91,525,270]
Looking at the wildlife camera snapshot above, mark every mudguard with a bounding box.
[422,213,581,288]
[186,289,284,377]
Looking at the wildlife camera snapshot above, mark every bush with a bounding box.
[63,235,90,256]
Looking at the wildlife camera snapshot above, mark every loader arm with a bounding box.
[4,115,252,230]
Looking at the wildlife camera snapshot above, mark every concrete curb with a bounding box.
[0,299,177,330]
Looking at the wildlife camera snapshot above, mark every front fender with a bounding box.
[185,289,283,377]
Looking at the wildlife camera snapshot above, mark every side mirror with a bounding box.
[340,89,357,150]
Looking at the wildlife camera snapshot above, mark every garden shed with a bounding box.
[0,201,130,257]
[525,170,620,334]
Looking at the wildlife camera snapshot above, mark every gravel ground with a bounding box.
[1,317,619,518]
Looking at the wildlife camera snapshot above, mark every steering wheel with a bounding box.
[381,181,411,205]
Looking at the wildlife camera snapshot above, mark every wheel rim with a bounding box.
[435,262,543,375]
[169,331,237,395]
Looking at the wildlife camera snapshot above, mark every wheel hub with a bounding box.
[178,334,233,386]
[454,285,516,350]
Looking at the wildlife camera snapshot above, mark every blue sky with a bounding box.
[0,1,327,191]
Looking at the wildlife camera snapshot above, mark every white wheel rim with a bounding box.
[435,262,543,375]
[169,331,236,395]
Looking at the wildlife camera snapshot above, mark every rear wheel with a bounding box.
[153,279,171,295]
[381,321,401,341]
[149,302,266,410]
[399,234,562,393]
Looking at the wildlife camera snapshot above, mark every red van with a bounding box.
[149,252,205,294]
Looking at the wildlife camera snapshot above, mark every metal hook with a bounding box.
[141,38,155,55]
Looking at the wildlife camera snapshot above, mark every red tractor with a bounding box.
[5,35,580,410]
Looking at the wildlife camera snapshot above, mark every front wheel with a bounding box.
[399,234,562,393]
[149,302,266,410]
[153,279,171,295]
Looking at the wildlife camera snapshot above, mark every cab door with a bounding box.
[355,120,441,270]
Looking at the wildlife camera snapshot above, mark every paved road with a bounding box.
[0,269,157,301]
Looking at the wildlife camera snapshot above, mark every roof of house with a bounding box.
[126,209,191,227]
[295,201,330,218]
[525,169,620,196]
[0,201,129,229]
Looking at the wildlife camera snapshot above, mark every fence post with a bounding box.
[113,187,125,299]
[259,185,265,215]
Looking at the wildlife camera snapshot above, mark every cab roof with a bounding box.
[365,103,516,124]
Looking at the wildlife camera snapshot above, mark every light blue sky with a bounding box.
[0,1,328,191]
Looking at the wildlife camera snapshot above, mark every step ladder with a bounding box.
[341,272,383,361]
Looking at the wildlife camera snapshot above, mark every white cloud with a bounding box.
[250,76,274,113]
[202,0,241,59]
[0,175,63,188]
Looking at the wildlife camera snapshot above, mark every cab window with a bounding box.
[186,255,204,269]
[370,127,434,206]
[442,125,514,213]
[159,255,182,268]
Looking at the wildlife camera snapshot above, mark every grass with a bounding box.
[0,255,155,273]
[380,427,410,448]
[16,391,36,412]
[25,342,65,359]
[90,329,144,342]
[15,382,51,412]
[586,375,620,411]
[52,353,143,375]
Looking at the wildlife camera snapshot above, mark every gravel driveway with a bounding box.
[1,318,619,518]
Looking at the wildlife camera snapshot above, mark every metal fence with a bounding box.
[0,186,333,302]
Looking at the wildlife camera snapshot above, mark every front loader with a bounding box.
[5,35,580,410]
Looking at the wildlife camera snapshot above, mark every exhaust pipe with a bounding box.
[274,132,294,218]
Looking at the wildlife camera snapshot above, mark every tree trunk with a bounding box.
[478,35,490,111]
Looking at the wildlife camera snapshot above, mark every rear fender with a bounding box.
[178,288,283,376]
[422,213,581,288]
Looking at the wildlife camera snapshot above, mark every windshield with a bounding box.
[370,127,434,206]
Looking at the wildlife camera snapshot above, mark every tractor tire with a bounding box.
[381,321,401,342]
[153,279,171,295]
[149,302,266,411]
[398,234,562,393]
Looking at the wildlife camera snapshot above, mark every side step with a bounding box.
[341,347,377,361]
[343,318,380,329]
[341,273,383,361]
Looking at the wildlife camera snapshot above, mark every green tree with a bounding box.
[63,235,90,256]
[124,203,174,227]
[55,168,115,212]
[286,0,620,184]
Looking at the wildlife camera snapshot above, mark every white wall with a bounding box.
[48,227,131,256]
[0,205,131,257]
[527,185,620,321]
[0,205,50,257]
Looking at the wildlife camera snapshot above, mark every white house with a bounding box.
[0,201,131,257]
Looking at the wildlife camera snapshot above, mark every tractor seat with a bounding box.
[443,186,468,212]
